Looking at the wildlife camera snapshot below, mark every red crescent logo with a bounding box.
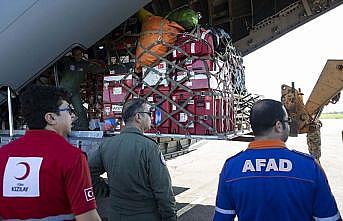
[15,162,30,180]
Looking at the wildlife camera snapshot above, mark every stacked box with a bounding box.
[166,53,231,135]
[145,86,172,134]
[168,82,227,135]
[100,24,247,136]
[102,73,134,131]
[171,28,214,60]
[170,91,196,134]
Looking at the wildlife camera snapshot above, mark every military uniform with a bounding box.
[307,122,321,160]
[307,129,321,160]
[89,127,177,221]
[59,56,104,130]
[59,56,89,130]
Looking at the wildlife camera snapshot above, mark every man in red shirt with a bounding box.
[0,85,101,221]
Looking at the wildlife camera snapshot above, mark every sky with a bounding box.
[244,4,343,113]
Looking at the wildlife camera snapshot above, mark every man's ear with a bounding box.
[274,121,283,133]
[44,112,57,125]
[134,112,142,123]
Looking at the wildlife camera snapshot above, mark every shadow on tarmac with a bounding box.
[178,204,215,221]
[96,186,191,220]
[173,186,190,195]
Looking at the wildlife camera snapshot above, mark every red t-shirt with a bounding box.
[0,130,96,220]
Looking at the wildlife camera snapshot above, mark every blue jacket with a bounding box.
[213,140,341,221]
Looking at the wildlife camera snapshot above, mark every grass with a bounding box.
[320,113,343,119]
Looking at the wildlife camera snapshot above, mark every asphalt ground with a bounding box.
[169,119,343,220]
[95,119,342,220]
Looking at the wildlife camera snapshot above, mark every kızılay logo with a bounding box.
[15,162,31,180]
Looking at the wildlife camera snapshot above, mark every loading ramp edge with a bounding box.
[0,129,251,141]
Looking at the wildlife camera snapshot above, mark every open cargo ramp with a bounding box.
[0,0,150,104]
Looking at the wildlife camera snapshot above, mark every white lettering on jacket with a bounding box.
[242,158,292,172]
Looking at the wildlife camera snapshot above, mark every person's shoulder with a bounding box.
[99,135,120,151]
[290,149,315,160]
[124,130,158,146]
[289,149,318,168]
[102,135,118,143]
[56,138,84,157]
[58,143,87,169]
[218,151,244,176]
[0,133,39,152]
[59,55,73,64]
[141,134,159,146]
[224,151,244,165]
[102,132,158,145]
[80,58,90,64]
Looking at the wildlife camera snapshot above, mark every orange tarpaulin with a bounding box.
[135,16,184,72]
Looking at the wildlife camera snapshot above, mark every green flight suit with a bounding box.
[59,56,89,130]
[89,127,177,221]
[59,56,104,130]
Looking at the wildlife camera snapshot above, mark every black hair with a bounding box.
[249,99,286,136]
[20,85,71,129]
[122,98,147,123]
[71,46,83,54]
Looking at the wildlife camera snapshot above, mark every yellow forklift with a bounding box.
[281,60,343,160]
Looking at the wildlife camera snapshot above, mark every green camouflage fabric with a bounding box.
[307,128,321,160]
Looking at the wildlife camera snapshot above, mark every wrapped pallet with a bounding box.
[102,16,250,137]
[135,15,184,72]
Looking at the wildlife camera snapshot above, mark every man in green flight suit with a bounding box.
[59,46,104,130]
[89,98,177,221]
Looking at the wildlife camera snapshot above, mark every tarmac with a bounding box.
[95,119,342,220]
[170,119,343,220]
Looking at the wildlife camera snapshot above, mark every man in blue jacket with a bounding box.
[213,99,341,221]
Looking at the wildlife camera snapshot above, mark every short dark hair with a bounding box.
[20,85,71,129]
[249,99,286,136]
[122,98,147,123]
[71,46,83,54]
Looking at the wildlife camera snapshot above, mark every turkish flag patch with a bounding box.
[84,187,95,202]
